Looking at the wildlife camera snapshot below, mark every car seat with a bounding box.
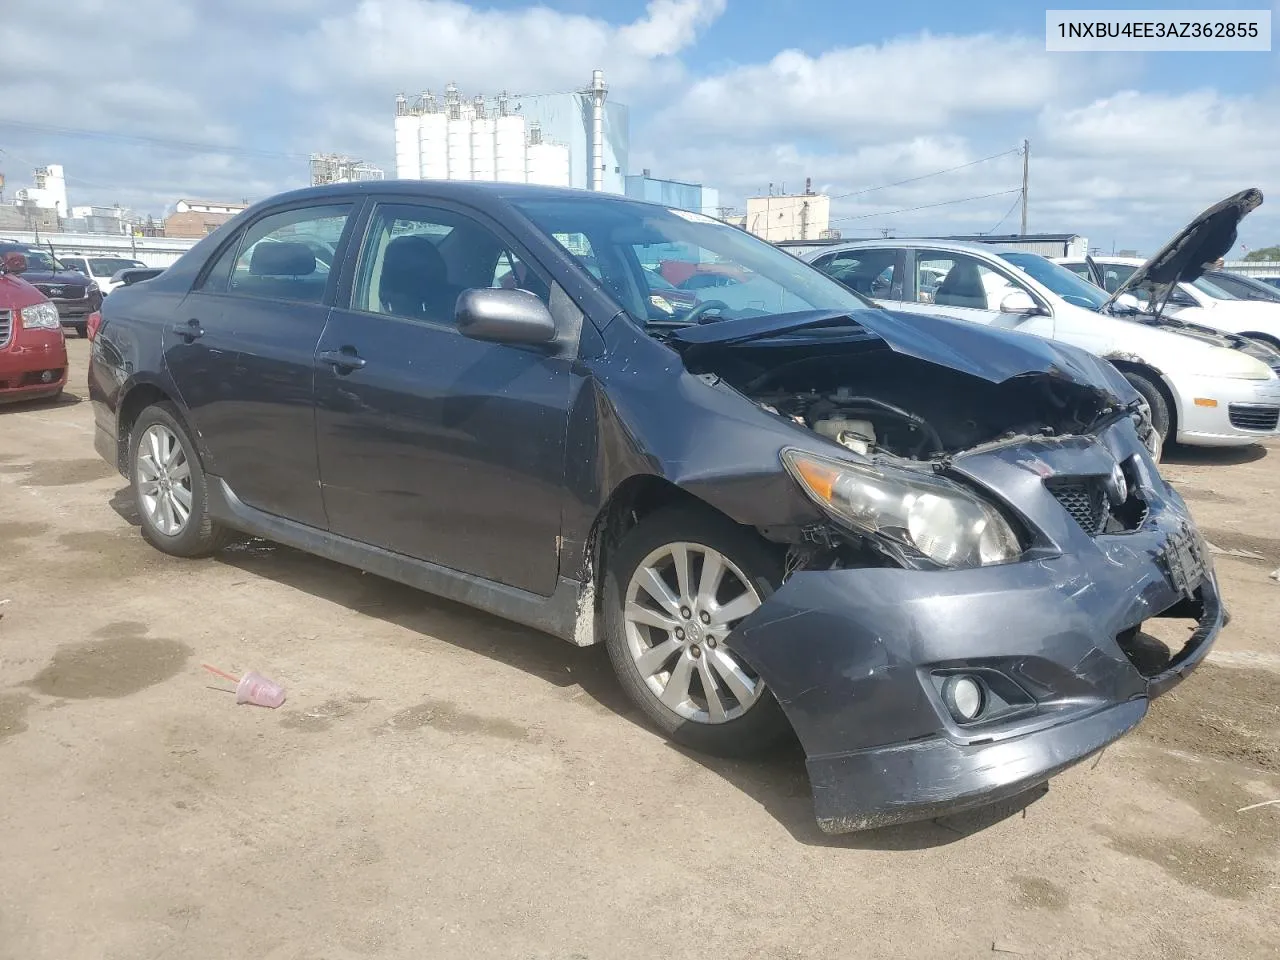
[379,235,462,323]
[934,261,989,309]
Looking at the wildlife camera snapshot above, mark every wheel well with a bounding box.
[1240,331,1280,350]
[576,476,762,644]
[1107,360,1178,437]
[115,384,172,472]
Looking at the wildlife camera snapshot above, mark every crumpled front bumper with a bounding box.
[727,427,1222,833]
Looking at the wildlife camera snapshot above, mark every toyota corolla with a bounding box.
[89,182,1221,833]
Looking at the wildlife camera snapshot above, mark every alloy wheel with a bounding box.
[136,423,193,536]
[623,541,765,724]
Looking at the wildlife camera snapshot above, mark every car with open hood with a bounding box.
[806,191,1280,450]
[90,181,1221,834]
[1200,269,1280,304]
[0,242,103,338]
[0,250,70,404]
[1058,255,1280,350]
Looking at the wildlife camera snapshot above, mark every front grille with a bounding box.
[33,283,86,300]
[1045,477,1107,535]
[0,308,11,348]
[1228,403,1280,431]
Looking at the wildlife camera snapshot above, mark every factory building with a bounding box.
[743,186,831,243]
[624,171,720,217]
[393,70,627,193]
[12,164,69,219]
[310,154,385,186]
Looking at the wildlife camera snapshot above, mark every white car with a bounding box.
[803,200,1280,450]
[57,255,147,296]
[1056,255,1280,350]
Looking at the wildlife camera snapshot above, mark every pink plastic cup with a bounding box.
[235,671,286,708]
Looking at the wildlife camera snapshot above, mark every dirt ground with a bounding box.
[2,339,1278,960]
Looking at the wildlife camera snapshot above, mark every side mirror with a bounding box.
[999,290,1040,314]
[1,252,28,275]
[455,288,556,345]
[1114,293,1141,312]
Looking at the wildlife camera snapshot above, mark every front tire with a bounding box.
[129,403,233,557]
[1123,372,1172,451]
[603,505,792,758]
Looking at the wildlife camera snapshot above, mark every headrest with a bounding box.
[383,234,447,283]
[250,241,316,277]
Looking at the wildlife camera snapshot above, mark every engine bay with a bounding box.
[698,342,1120,460]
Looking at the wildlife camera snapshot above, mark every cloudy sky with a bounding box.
[1,0,1277,253]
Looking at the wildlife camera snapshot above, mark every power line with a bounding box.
[986,193,1023,235]
[0,118,308,161]
[828,148,1020,201]
[828,188,1022,224]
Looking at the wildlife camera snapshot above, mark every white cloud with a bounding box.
[661,32,1128,141]
[0,0,726,213]
[0,1,1277,253]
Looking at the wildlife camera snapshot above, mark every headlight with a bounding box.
[88,282,100,294]
[782,450,1022,568]
[1197,346,1273,381]
[20,301,61,330]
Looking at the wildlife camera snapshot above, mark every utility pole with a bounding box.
[1020,139,1030,236]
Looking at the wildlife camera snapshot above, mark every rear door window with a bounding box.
[226,204,353,303]
[812,250,899,300]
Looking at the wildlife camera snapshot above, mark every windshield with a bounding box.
[21,250,59,271]
[998,252,1109,310]
[90,257,145,275]
[511,197,871,326]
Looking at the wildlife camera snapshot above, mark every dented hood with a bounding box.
[670,306,1137,401]
[1103,187,1263,311]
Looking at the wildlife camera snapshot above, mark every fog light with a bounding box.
[942,675,986,722]
[40,370,53,383]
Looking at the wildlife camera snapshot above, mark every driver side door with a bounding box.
[890,249,1054,338]
[313,198,576,596]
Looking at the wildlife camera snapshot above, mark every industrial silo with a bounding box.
[470,97,496,181]
[494,106,527,184]
[393,95,421,180]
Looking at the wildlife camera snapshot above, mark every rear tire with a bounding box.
[603,505,793,758]
[1123,371,1172,449]
[129,403,234,558]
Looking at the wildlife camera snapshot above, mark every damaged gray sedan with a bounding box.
[89,182,1221,834]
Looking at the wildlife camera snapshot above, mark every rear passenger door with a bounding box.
[809,248,904,303]
[165,201,359,528]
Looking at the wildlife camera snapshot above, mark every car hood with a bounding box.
[21,269,88,285]
[1103,187,1262,311]
[670,306,1137,402]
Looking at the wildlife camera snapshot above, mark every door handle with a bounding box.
[170,319,204,341]
[318,347,367,372]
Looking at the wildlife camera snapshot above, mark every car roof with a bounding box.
[246,179,667,212]
[1087,256,1146,265]
[802,238,1009,258]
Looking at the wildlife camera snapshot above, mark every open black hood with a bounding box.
[1103,187,1263,312]
[670,306,1136,402]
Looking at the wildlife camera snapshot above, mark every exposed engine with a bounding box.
[723,346,1119,460]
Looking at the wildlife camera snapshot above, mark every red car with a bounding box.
[0,251,71,404]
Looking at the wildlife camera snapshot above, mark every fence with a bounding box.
[0,231,200,268]
[1223,260,1280,278]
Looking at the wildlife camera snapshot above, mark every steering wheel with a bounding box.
[679,300,731,324]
